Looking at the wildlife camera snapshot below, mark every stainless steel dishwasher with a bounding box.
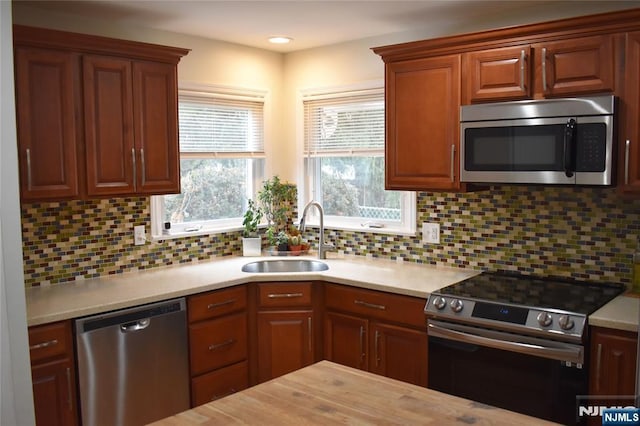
[75,298,190,426]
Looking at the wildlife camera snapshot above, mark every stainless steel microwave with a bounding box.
[460,95,616,185]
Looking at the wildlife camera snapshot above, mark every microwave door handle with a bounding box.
[563,118,576,178]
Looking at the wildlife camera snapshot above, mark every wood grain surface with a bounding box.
[151,361,558,425]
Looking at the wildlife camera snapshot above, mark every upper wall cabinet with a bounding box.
[13,25,189,202]
[463,35,614,103]
[373,8,640,193]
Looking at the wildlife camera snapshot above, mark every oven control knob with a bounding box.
[558,315,575,330]
[449,299,464,313]
[537,312,553,327]
[432,296,446,310]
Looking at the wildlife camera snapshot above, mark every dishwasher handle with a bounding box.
[120,318,151,333]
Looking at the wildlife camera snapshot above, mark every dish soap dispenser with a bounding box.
[634,237,640,294]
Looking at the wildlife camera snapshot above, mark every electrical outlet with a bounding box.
[422,222,440,244]
[134,225,146,246]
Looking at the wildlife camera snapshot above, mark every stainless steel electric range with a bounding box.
[425,272,625,425]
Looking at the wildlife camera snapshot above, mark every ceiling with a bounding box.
[14,1,640,52]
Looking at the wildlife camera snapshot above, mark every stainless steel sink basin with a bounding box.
[241,259,329,273]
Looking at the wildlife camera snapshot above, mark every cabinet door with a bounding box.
[32,359,77,426]
[464,46,530,103]
[589,327,637,397]
[369,322,428,387]
[535,35,614,97]
[385,55,461,191]
[83,55,135,196]
[14,47,79,201]
[257,310,314,382]
[324,311,368,371]
[132,61,180,194]
[620,31,640,194]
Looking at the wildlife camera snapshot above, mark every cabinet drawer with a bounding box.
[191,361,248,407]
[188,285,247,323]
[258,282,312,308]
[325,284,426,328]
[189,313,247,375]
[28,321,72,364]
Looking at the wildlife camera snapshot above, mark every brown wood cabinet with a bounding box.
[384,55,461,191]
[324,284,428,387]
[620,31,640,195]
[589,326,637,399]
[187,286,249,407]
[463,36,614,103]
[28,320,78,426]
[255,282,319,383]
[373,9,640,193]
[13,25,188,202]
[14,46,80,201]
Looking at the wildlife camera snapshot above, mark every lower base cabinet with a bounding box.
[589,326,637,396]
[28,321,78,426]
[190,360,249,406]
[324,283,428,387]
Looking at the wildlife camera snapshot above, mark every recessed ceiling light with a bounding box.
[268,36,293,44]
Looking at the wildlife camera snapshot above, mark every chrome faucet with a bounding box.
[299,200,334,259]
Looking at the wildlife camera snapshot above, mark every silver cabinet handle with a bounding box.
[131,148,137,189]
[450,144,455,183]
[211,388,236,401]
[29,339,59,350]
[519,49,525,91]
[354,300,386,311]
[625,140,631,185]
[208,338,235,351]
[359,325,365,363]
[374,330,381,367]
[26,148,33,190]
[268,292,303,299]
[541,47,547,91]
[140,148,146,187]
[66,367,73,411]
[308,317,312,352]
[207,299,236,310]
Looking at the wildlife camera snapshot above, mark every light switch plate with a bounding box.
[422,222,440,244]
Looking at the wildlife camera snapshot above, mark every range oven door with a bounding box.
[428,319,587,425]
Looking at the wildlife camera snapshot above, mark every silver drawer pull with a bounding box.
[208,339,235,351]
[207,299,236,310]
[354,300,386,310]
[30,339,59,350]
[211,388,236,401]
[268,292,303,299]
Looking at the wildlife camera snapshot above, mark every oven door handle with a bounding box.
[428,321,583,364]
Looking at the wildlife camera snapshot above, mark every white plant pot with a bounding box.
[242,236,262,256]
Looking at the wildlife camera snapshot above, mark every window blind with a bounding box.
[178,94,264,155]
[303,90,384,157]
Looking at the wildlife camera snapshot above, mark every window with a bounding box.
[151,85,266,238]
[302,87,415,235]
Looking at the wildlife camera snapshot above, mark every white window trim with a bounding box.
[297,80,416,236]
[150,81,269,241]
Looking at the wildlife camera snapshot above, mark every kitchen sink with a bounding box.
[241,259,329,273]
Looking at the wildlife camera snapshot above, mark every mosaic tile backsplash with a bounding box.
[21,186,640,287]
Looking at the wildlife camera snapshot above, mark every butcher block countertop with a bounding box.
[151,361,558,426]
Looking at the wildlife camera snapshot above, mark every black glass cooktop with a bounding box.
[436,272,625,315]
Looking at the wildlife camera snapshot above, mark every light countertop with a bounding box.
[151,360,558,426]
[589,294,640,333]
[26,254,479,326]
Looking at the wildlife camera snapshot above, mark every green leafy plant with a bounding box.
[242,199,262,237]
[258,176,297,245]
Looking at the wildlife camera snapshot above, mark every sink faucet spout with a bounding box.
[299,201,334,259]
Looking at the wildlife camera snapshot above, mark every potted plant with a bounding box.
[242,199,262,256]
[258,176,297,251]
[276,231,289,254]
[288,234,303,254]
